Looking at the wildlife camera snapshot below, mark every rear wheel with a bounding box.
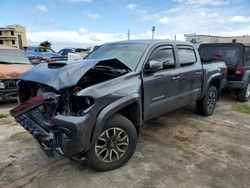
[236,80,250,102]
[196,86,217,116]
[86,114,137,171]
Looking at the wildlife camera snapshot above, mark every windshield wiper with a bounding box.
[93,65,129,75]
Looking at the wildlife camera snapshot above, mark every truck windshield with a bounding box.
[199,46,240,65]
[0,49,30,64]
[85,43,148,70]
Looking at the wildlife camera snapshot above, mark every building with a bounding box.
[0,24,27,49]
[185,33,250,46]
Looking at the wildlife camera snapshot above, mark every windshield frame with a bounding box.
[85,43,149,71]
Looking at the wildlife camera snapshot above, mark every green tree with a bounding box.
[39,41,52,49]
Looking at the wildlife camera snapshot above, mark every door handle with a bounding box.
[172,76,180,80]
[195,71,202,75]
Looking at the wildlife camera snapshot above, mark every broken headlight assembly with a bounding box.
[0,80,5,89]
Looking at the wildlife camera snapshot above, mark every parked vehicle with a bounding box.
[25,46,66,63]
[58,48,89,58]
[10,40,227,171]
[23,50,48,64]
[0,46,32,102]
[199,43,250,101]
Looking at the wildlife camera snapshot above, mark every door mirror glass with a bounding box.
[145,60,163,73]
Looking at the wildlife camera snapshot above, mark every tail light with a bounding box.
[49,59,57,63]
[235,66,244,75]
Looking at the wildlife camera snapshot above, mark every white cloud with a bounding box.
[230,16,250,23]
[27,29,128,45]
[78,27,89,34]
[126,4,137,10]
[87,13,101,19]
[68,0,92,2]
[36,4,48,12]
[158,17,170,24]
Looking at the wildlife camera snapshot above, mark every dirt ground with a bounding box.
[0,94,250,188]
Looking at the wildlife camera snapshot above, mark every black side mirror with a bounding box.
[145,60,163,73]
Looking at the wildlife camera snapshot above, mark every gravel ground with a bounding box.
[0,94,250,188]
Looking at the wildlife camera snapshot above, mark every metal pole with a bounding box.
[127,29,130,40]
[152,26,155,39]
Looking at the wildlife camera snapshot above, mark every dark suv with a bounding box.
[199,43,250,101]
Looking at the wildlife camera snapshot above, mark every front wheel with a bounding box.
[196,86,217,116]
[86,114,137,171]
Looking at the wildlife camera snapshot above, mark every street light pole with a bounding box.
[152,26,155,39]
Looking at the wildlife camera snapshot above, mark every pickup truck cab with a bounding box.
[199,43,250,101]
[10,40,227,171]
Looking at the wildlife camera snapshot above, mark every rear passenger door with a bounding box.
[176,45,203,102]
[143,45,184,120]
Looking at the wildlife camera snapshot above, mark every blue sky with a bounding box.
[0,0,250,50]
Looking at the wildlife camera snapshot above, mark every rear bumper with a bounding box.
[224,80,248,89]
[0,88,18,102]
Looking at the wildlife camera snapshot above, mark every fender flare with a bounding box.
[201,73,221,99]
[90,94,142,147]
[242,70,250,83]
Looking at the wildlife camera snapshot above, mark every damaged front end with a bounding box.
[10,59,131,157]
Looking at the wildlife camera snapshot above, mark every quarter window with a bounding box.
[245,47,250,66]
[177,46,196,66]
[149,47,175,70]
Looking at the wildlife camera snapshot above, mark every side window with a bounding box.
[177,46,196,67]
[149,47,175,70]
[245,47,250,66]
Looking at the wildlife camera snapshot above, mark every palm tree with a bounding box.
[39,41,52,49]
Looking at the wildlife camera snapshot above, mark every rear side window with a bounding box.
[149,47,175,70]
[245,47,250,66]
[177,46,196,66]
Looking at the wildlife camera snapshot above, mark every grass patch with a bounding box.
[0,113,9,119]
[231,104,250,115]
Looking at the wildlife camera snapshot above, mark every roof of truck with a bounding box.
[107,39,194,46]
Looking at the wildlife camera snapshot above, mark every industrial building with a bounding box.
[185,33,250,45]
[0,24,27,49]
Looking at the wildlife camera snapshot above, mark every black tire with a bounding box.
[236,80,250,102]
[86,114,137,171]
[196,86,217,116]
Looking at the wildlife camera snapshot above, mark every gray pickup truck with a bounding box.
[10,40,227,171]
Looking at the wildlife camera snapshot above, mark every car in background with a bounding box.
[58,48,89,58]
[199,43,250,101]
[25,46,67,63]
[23,50,48,65]
[0,46,32,102]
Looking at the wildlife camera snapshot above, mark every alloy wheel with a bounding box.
[207,90,216,112]
[95,127,129,163]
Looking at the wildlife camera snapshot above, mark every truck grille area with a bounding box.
[3,79,17,89]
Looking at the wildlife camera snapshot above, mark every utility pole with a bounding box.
[152,26,155,39]
[127,29,130,40]
[174,35,176,41]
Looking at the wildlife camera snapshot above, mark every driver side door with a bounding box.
[143,45,181,120]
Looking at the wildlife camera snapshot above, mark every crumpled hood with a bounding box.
[0,64,33,79]
[19,59,130,90]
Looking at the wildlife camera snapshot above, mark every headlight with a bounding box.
[0,81,5,89]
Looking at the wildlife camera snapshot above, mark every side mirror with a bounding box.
[145,60,163,73]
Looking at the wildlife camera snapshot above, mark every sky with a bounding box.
[0,0,250,50]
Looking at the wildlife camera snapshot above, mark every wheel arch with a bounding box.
[90,94,142,147]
